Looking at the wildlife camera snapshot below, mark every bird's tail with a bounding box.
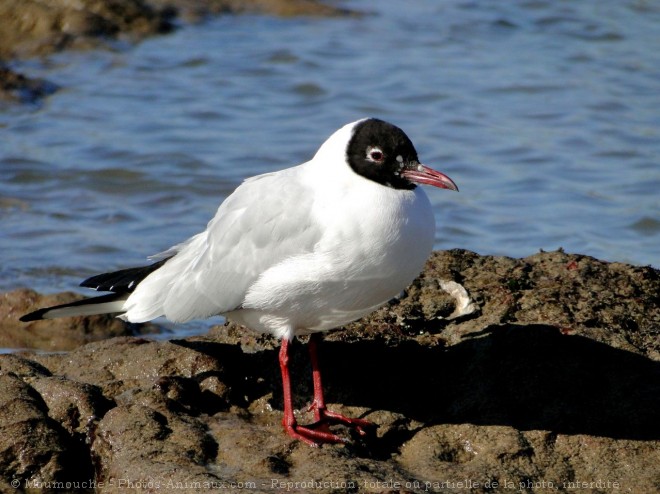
[20,258,172,322]
[19,293,128,322]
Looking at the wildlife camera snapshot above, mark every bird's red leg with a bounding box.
[278,337,347,446]
[306,333,374,436]
[307,333,327,423]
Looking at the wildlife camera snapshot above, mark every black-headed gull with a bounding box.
[21,118,458,446]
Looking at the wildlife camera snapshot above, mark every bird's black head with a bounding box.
[346,118,459,192]
[346,118,420,190]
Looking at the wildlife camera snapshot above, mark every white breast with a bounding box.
[228,165,435,340]
[122,120,437,337]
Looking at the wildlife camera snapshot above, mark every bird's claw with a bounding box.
[285,405,376,445]
[283,423,348,447]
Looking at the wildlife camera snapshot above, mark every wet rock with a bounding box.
[0,0,173,60]
[30,376,113,438]
[0,0,353,61]
[0,373,93,488]
[398,425,659,492]
[0,0,356,103]
[146,0,356,22]
[0,65,58,104]
[1,250,658,492]
[0,353,52,379]
[91,404,220,492]
[0,289,156,351]
[0,0,170,104]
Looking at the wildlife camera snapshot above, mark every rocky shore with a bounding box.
[1,1,658,490]
[1,249,658,492]
[0,0,354,103]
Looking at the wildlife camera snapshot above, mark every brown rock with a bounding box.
[146,0,356,22]
[1,250,658,492]
[0,0,357,104]
[0,373,93,487]
[30,376,113,438]
[91,404,219,492]
[0,0,353,62]
[398,425,659,492]
[0,0,172,60]
[0,65,58,103]
[0,289,155,351]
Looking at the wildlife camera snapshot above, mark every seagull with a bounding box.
[20,118,458,446]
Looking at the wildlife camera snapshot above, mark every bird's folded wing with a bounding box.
[123,167,321,323]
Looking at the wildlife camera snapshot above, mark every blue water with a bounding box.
[2,0,659,310]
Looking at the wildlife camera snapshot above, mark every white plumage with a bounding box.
[121,120,435,341]
[21,117,458,446]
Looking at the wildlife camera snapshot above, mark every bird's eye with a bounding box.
[367,147,384,163]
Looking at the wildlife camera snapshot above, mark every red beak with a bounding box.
[402,164,459,191]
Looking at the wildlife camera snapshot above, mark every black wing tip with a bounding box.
[19,293,124,323]
[19,309,49,322]
[79,257,171,293]
[79,274,107,291]
[20,259,172,323]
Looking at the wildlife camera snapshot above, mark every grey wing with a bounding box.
[123,168,320,323]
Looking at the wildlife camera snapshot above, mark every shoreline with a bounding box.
[0,0,355,103]
[2,249,658,491]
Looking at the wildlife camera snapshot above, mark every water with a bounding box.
[2,1,659,322]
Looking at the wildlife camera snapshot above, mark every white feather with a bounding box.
[44,299,127,319]
[120,119,436,340]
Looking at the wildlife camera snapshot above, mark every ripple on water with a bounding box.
[2,2,659,310]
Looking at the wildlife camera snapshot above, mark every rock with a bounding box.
[0,289,157,351]
[0,0,357,103]
[0,0,352,61]
[0,372,92,488]
[1,250,658,492]
[91,404,220,492]
[0,0,170,103]
[146,0,356,22]
[0,0,173,60]
[29,376,113,438]
[0,65,58,104]
[398,425,659,492]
